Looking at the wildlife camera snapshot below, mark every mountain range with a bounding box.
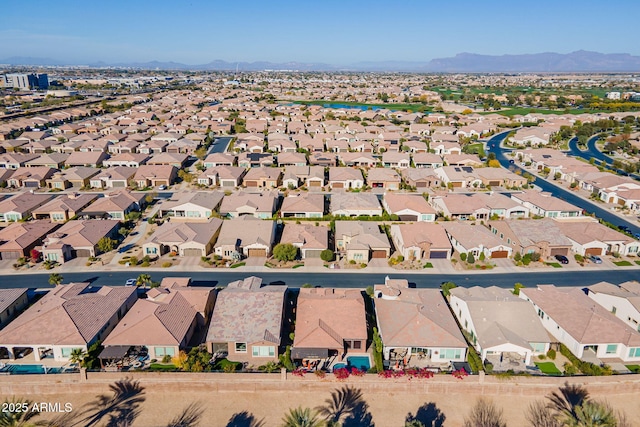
[2,51,640,72]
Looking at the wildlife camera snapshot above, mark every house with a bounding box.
[25,153,69,169]
[103,153,150,168]
[382,152,411,168]
[142,218,223,258]
[32,194,98,222]
[374,277,467,367]
[400,168,441,189]
[339,152,378,168]
[328,167,364,190]
[46,167,100,190]
[434,166,483,189]
[586,281,640,333]
[442,154,483,168]
[7,167,56,188]
[450,286,551,368]
[511,190,583,218]
[89,166,137,189]
[0,288,29,329]
[237,152,274,168]
[102,280,216,361]
[520,285,640,363]
[80,191,145,220]
[277,152,307,167]
[474,168,527,189]
[159,192,224,221]
[390,223,451,260]
[291,288,368,363]
[65,151,109,167]
[214,216,276,259]
[430,192,530,221]
[413,153,444,168]
[0,220,59,260]
[0,283,136,361]
[281,165,325,189]
[330,192,382,217]
[133,165,178,188]
[334,221,390,262]
[0,153,40,169]
[203,153,236,168]
[553,218,640,257]
[488,218,573,259]
[147,152,188,168]
[367,168,401,190]
[219,191,277,219]
[443,222,513,259]
[280,223,329,259]
[280,193,325,218]
[382,193,436,222]
[0,193,54,222]
[510,127,552,146]
[242,167,282,188]
[197,165,246,188]
[42,219,121,263]
[308,152,335,167]
[206,276,287,363]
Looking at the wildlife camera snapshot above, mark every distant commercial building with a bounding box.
[605,91,621,100]
[0,73,49,90]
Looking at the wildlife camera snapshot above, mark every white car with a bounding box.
[125,278,136,286]
[158,185,167,190]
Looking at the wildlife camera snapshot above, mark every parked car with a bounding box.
[554,255,569,264]
[588,255,602,264]
[125,278,136,286]
[158,185,167,190]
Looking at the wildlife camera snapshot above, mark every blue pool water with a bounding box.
[347,356,371,371]
[333,363,347,370]
[0,364,63,374]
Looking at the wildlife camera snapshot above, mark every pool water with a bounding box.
[0,364,63,374]
[333,356,371,372]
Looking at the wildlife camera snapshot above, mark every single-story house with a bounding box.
[142,218,223,258]
[280,223,329,259]
[214,216,276,259]
[42,219,121,263]
[390,222,452,260]
[382,193,436,222]
[335,221,391,262]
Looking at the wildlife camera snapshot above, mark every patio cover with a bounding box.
[291,347,328,359]
[99,345,130,359]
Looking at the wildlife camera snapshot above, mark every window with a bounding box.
[353,341,362,350]
[47,253,58,262]
[530,343,546,353]
[439,349,462,360]
[155,347,175,357]
[61,347,82,358]
[187,211,201,218]
[146,247,158,255]
[628,347,640,358]
[606,344,618,355]
[235,342,247,353]
[611,306,617,315]
[537,309,545,319]
[251,346,275,357]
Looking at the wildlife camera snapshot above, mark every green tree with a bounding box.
[69,348,87,365]
[97,237,116,254]
[513,283,525,296]
[467,253,475,264]
[194,146,208,160]
[0,398,40,427]
[440,281,457,297]
[178,169,194,183]
[48,273,63,286]
[316,386,364,426]
[281,407,323,427]
[136,274,152,288]
[320,249,334,262]
[273,243,298,262]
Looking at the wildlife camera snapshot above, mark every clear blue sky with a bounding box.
[1,0,638,64]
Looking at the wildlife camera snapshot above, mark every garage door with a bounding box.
[183,248,202,257]
[451,182,463,188]
[222,181,235,187]
[247,248,266,257]
[76,249,92,257]
[399,215,418,221]
[416,182,427,188]
[489,181,501,187]
[309,181,321,187]
[0,251,21,260]
[550,248,569,256]
[371,250,387,258]
[491,250,509,259]
[112,181,126,188]
[245,181,258,187]
[585,247,603,256]
[430,251,449,259]
[332,182,344,188]
[24,181,38,188]
[305,250,322,259]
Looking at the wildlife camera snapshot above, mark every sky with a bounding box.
[0,0,638,65]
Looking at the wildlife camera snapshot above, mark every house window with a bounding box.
[235,342,247,353]
[537,309,545,319]
[439,349,462,360]
[252,346,275,357]
[611,306,617,315]
[187,211,201,218]
[61,347,82,358]
[154,347,175,357]
[47,253,58,262]
[52,213,65,221]
[530,343,546,353]
[628,348,640,358]
[353,341,362,350]
[606,344,618,355]
[146,247,158,255]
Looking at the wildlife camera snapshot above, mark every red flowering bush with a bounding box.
[378,368,435,379]
[350,367,365,377]
[452,368,469,380]
[333,367,350,380]
[292,368,306,377]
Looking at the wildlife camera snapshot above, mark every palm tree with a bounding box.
[0,398,40,427]
[68,348,86,366]
[547,382,590,422]
[136,274,152,289]
[48,273,63,286]
[316,386,363,425]
[78,377,146,427]
[281,407,323,427]
[564,401,617,427]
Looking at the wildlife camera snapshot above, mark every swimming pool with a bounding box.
[333,356,371,372]
[0,364,63,374]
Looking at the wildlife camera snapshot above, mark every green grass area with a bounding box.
[292,264,304,269]
[289,100,433,113]
[230,262,246,268]
[535,362,562,376]
[635,260,640,266]
[213,358,243,371]
[149,363,178,371]
[464,143,485,158]
[545,262,562,268]
[423,262,433,268]
[625,365,640,373]
[481,107,606,117]
[614,260,633,266]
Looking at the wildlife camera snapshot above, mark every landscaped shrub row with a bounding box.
[559,344,612,376]
[466,346,484,373]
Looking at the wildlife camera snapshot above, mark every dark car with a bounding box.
[554,255,569,264]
